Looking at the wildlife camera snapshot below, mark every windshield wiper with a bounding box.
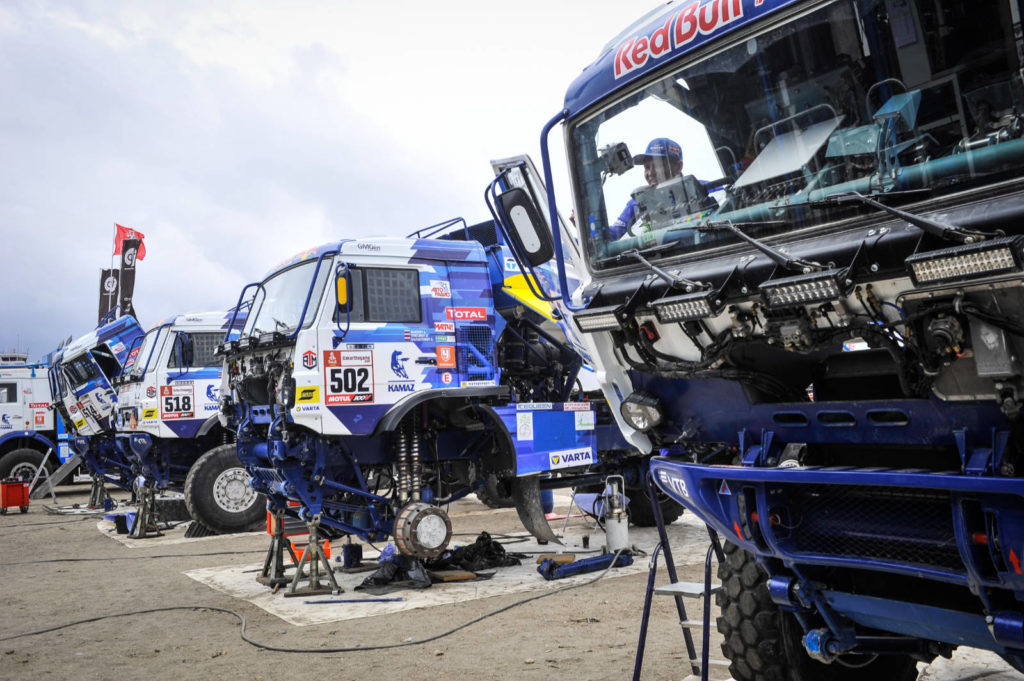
[823,191,1001,243]
[700,220,828,273]
[619,247,707,291]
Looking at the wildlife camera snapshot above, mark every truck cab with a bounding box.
[0,353,69,481]
[50,315,144,491]
[110,310,263,534]
[499,0,1024,676]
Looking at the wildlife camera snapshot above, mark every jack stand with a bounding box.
[284,519,342,597]
[257,510,300,587]
[87,476,109,510]
[128,485,161,538]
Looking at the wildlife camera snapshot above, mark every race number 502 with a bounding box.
[323,350,374,405]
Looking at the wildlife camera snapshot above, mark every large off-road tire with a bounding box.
[716,541,921,681]
[0,448,54,481]
[184,445,265,534]
[475,474,515,509]
[625,482,684,527]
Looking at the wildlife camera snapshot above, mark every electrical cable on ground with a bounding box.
[0,550,265,566]
[0,549,627,653]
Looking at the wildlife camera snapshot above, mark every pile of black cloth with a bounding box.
[424,531,526,572]
[356,532,525,595]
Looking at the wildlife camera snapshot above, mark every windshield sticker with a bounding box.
[324,350,374,404]
[614,0,743,79]
[160,384,194,420]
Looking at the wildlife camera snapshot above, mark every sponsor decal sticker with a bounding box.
[142,408,158,420]
[434,322,455,333]
[516,412,533,441]
[29,402,49,409]
[110,341,126,354]
[429,280,451,298]
[146,386,157,398]
[387,382,415,393]
[441,372,453,385]
[574,410,595,431]
[160,384,194,420]
[657,469,689,499]
[564,402,591,411]
[436,335,455,343]
[403,329,430,341]
[516,402,553,410]
[296,386,320,403]
[445,307,487,322]
[504,257,520,272]
[436,346,456,369]
[324,350,374,404]
[390,351,410,379]
[302,350,317,370]
[549,447,594,470]
[35,412,45,426]
[463,379,495,387]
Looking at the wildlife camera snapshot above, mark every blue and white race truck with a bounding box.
[113,311,265,534]
[496,0,1024,676]
[217,222,679,559]
[49,315,145,498]
[0,352,71,481]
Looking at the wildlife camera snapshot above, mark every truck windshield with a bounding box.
[62,354,101,390]
[573,0,1024,270]
[244,258,332,337]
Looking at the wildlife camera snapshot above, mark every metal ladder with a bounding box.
[632,471,729,681]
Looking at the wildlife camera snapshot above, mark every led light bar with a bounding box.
[573,304,625,333]
[760,269,851,308]
[906,236,1023,285]
[652,289,722,323]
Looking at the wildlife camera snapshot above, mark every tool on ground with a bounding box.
[304,597,405,604]
[537,551,632,580]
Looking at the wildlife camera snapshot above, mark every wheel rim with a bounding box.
[211,467,258,513]
[10,462,38,480]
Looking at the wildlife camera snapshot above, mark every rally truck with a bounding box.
[113,311,264,535]
[494,0,1024,676]
[216,221,670,562]
[48,315,145,500]
[0,352,72,482]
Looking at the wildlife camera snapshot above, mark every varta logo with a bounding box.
[387,383,415,393]
[391,350,409,379]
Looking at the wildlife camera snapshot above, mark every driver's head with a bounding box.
[634,137,683,185]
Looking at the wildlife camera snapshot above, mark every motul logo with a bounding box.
[445,307,486,321]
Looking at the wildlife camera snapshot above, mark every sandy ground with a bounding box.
[0,482,1020,681]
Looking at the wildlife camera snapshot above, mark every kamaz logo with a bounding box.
[0,414,10,430]
[391,350,409,379]
[656,469,689,500]
[206,384,219,401]
[388,383,414,393]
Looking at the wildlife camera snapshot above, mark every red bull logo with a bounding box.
[613,0,744,79]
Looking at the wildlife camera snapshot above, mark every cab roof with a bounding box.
[564,0,800,117]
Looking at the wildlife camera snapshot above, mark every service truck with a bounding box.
[113,311,264,534]
[494,0,1024,676]
[0,352,71,482]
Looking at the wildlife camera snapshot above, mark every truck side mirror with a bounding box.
[498,187,554,267]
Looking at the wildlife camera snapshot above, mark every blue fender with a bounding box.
[0,430,60,457]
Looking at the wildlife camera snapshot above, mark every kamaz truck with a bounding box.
[217,221,686,565]
[0,352,71,482]
[49,315,145,500]
[113,311,264,535]
[494,0,1024,676]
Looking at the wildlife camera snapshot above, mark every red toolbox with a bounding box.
[0,479,30,514]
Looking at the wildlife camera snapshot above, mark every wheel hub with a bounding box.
[211,467,258,513]
[393,502,452,558]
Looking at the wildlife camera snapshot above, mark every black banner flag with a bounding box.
[119,238,140,319]
[97,268,120,324]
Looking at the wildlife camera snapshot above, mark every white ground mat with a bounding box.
[183,514,713,627]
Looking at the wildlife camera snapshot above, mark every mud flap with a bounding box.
[512,475,561,545]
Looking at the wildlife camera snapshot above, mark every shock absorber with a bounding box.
[410,409,422,502]
[395,421,410,504]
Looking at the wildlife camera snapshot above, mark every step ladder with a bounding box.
[632,470,729,681]
[26,448,60,504]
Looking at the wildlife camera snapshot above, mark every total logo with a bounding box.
[445,307,487,322]
[302,350,317,370]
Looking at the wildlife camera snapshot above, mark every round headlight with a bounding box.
[620,391,664,431]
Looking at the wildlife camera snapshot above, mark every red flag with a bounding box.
[113,224,147,260]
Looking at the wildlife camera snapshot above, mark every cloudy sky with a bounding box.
[0,1,652,360]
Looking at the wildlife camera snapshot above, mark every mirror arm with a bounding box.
[540,109,587,312]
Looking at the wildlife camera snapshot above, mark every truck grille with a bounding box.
[457,324,494,381]
[781,484,963,573]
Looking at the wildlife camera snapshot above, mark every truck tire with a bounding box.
[475,474,515,509]
[716,541,921,681]
[0,448,52,481]
[184,445,265,534]
[625,482,684,527]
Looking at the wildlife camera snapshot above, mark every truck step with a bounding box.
[30,453,81,499]
[654,581,722,598]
